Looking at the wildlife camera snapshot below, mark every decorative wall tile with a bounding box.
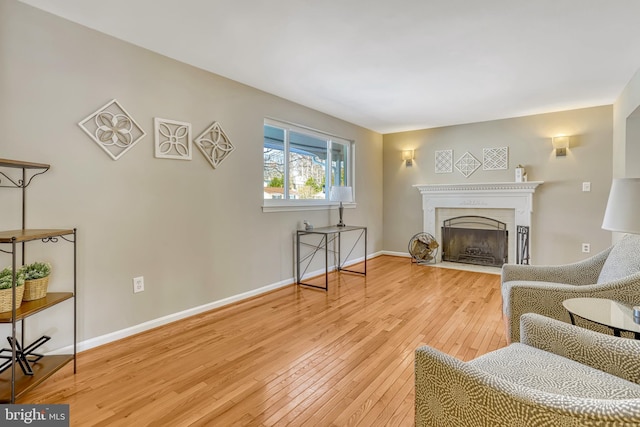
[78,99,146,160]
[483,147,509,170]
[435,150,453,174]
[194,122,235,169]
[154,118,192,160]
[455,151,481,178]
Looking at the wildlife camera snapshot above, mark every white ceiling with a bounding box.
[17,0,640,134]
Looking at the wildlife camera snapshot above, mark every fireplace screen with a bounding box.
[441,216,508,267]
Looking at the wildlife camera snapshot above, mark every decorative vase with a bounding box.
[23,276,49,301]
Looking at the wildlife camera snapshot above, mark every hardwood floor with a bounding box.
[20,255,507,426]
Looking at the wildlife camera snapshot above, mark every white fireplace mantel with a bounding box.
[414,181,543,263]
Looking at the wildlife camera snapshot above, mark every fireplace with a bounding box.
[414,182,543,265]
[441,216,508,267]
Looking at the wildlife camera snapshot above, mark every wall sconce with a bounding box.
[552,136,569,157]
[402,150,414,167]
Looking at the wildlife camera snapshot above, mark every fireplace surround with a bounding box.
[414,182,543,264]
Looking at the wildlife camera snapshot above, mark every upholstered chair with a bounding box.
[415,313,640,427]
[501,234,640,343]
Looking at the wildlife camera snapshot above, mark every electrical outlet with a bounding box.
[581,243,590,253]
[133,276,144,293]
[582,182,591,192]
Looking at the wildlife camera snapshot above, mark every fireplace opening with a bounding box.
[441,216,508,267]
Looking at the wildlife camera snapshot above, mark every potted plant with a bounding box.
[22,261,51,301]
[0,266,26,312]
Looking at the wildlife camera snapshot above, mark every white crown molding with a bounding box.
[414,181,543,193]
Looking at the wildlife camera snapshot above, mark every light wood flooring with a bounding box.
[20,255,507,426]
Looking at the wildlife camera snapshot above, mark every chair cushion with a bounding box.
[501,280,575,315]
[598,234,640,284]
[468,343,640,399]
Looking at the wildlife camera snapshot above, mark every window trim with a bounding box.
[262,199,357,213]
[262,118,355,213]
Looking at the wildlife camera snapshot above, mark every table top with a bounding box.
[298,225,366,234]
[562,297,640,334]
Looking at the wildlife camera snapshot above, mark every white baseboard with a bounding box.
[381,250,411,258]
[368,250,385,259]
[51,252,385,355]
[297,252,382,280]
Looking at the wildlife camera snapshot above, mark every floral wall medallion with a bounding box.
[194,122,235,169]
[455,151,481,178]
[483,147,508,170]
[154,118,192,160]
[78,99,146,160]
[435,149,453,174]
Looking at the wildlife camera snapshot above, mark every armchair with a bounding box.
[415,313,640,426]
[501,234,640,343]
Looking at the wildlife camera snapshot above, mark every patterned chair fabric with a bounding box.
[501,234,640,343]
[414,313,640,427]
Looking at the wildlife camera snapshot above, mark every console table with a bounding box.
[296,225,367,291]
[562,297,640,340]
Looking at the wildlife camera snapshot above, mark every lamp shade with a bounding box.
[552,136,569,149]
[329,186,353,203]
[602,178,640,234]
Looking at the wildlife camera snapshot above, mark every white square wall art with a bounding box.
[154,118,192,160]
[194,122,235,169]
[78,99,146,160]
[455,151,481,178]
[483,147,509,170]
[435,150,453,174]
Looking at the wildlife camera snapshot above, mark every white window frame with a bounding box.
[262,118,355,213]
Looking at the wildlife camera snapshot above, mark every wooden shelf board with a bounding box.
[0,293,74,323]
[0,158,50,170]
[0,354,74,402]
[0,229,74,243]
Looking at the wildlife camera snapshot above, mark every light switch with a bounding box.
[582,182,591,192]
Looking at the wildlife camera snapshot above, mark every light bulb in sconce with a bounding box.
[552,136,570,157]
[402,150,414,167]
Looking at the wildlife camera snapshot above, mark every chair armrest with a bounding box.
[501,247,611,285]
[504,272,640,342]
[415,345,640,426]
[520,313,640,383]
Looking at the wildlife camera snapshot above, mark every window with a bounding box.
[263,119,352,210]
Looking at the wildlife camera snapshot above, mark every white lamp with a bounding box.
[602,178,640,234]
[329,186,353,227]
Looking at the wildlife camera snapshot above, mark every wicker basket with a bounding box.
[0,285,25,313]
[23,276,49,301]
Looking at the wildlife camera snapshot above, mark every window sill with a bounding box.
[262,201,356,213]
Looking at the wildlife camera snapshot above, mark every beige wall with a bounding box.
[0,0,383,348]
[614,67,640,179]
[383,106,613,265]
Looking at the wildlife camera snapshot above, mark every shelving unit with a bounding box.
[0,158,76,403]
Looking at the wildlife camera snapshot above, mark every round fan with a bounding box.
[408,232,439,265]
